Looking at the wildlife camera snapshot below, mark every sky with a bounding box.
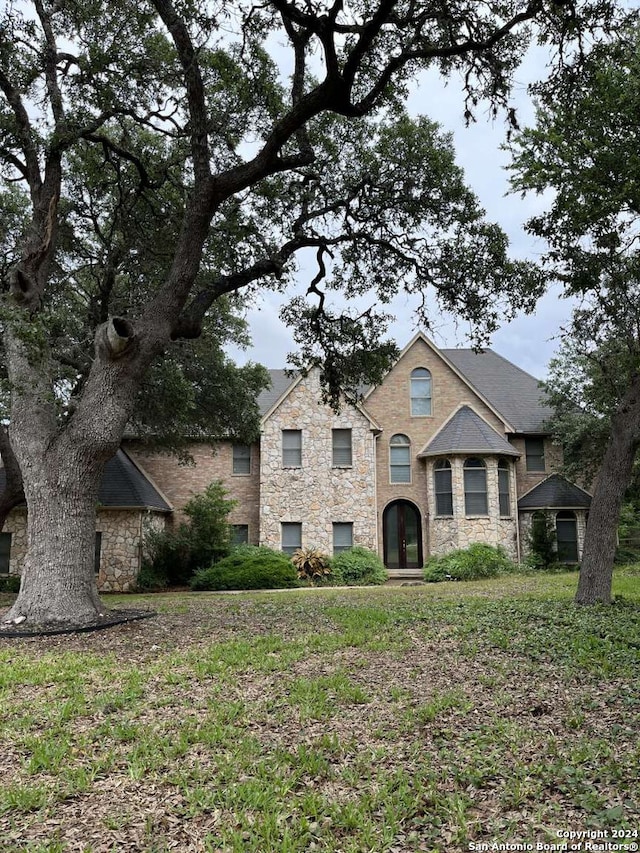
[227,48,572,382]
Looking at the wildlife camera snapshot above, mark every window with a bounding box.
[231,524,249,545]
[525,437,545,472]
[0,532,11,575]
[282,430,302,467]
[281,522,302,555]
[410,368,432,416]
[232,444,251,475]
[498,459,511,517]
[333,523,353,554]
[556,511,579,562]
[464,458,488,515]
[94,532,102,575]
[434,459,453,516]
[332,429,352,467]
[390,434,411,483]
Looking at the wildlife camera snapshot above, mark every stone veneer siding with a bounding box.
[260,370,377,554]
[519,508,587,563]
[1,507,166,592]
[365,337,511,561]
[426,456,519,560]
[125,440,261,544]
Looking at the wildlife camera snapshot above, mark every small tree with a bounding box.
[142,482,236,587]
[527,512,557,570]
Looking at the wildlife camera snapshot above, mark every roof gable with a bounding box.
[518,474,592,509]
[418,404,520,458]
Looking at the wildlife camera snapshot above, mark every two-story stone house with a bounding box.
[0,333,591,588]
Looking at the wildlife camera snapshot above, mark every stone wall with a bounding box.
[260,370,378,554]
[519,509,587,563]
[426,456,519,560]
[1,506,165,592]
[126,440,261,544]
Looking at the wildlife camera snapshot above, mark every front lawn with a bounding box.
[1,569,639,852]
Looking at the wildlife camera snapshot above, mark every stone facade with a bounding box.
[259,371,378,554]
[519,509,588,563]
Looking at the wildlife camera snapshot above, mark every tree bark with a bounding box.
[2,454,104,625]
[575,377,640,605]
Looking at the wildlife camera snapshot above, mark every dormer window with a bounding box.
[410,368,432,416]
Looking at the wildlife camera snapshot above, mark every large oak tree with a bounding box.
[510,20,640,604]
[0,0,619,626]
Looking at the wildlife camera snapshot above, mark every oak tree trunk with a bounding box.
[2,456,105,625]
[575,380,640,605]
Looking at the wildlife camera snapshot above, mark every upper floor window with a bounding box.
[232,444,251,475]
[410,368,432,416]
[390,434,411,483]
[333,522,353,554]
[281,522,302,555]
[525,437,545,472]
[332,429,353,467]
[464,457,488,515]
[498,458,511,517]
[282,430,302,467]
[434,459,453,516]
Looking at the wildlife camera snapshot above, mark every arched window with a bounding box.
[410,368,432,416]
[434,459,453,516]
[464,458,487,515]
[390,434,411,483]
[498,458,511,517]
[556,511,578,562]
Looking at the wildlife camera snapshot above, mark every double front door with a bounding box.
[383,500,423,569]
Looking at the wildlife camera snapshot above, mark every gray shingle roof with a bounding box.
[419,405,520,458]
[442,349,554,433]
[258,370,297,416]
[0,450,171,512]
[518,474,592,509]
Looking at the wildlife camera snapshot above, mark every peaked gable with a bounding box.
[518,474,592,509]
[418,405,520,458]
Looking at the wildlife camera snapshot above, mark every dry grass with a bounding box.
[0,569,639,852]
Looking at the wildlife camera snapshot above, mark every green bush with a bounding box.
[527,512,557,570]
[142,481,236,586]
[190,546,299,591]
[134,563,168,592]
[423,543,517,583]
[0,574,20,593]
[330,546,388,586]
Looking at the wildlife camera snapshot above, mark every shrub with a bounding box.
[134,563,168,592]
[527,512,557,570]
[292,548,334,585]
[190,546,298,591]
[330,546,388,586]
[0,574,20,593]
[142,481,236,586]
[423,543,517,583]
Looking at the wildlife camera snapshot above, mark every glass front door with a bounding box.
[384,501,423,569]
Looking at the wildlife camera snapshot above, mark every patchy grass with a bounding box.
[0,568,639,852]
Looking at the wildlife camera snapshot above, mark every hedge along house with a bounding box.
[0,332,592,589]
[0,449,171,591]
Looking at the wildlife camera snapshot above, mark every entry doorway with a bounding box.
[383,500,423,569]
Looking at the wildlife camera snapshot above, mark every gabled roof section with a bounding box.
[98,450,172,511]
[0,449,172,511]
[259,368,381,431]
[418,405,520,458]
[518,474,592,510]
[442,348,554,434]
[363,331,515,432]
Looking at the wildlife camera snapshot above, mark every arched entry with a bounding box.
[556,511,579,562]
[383,500,423,569]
